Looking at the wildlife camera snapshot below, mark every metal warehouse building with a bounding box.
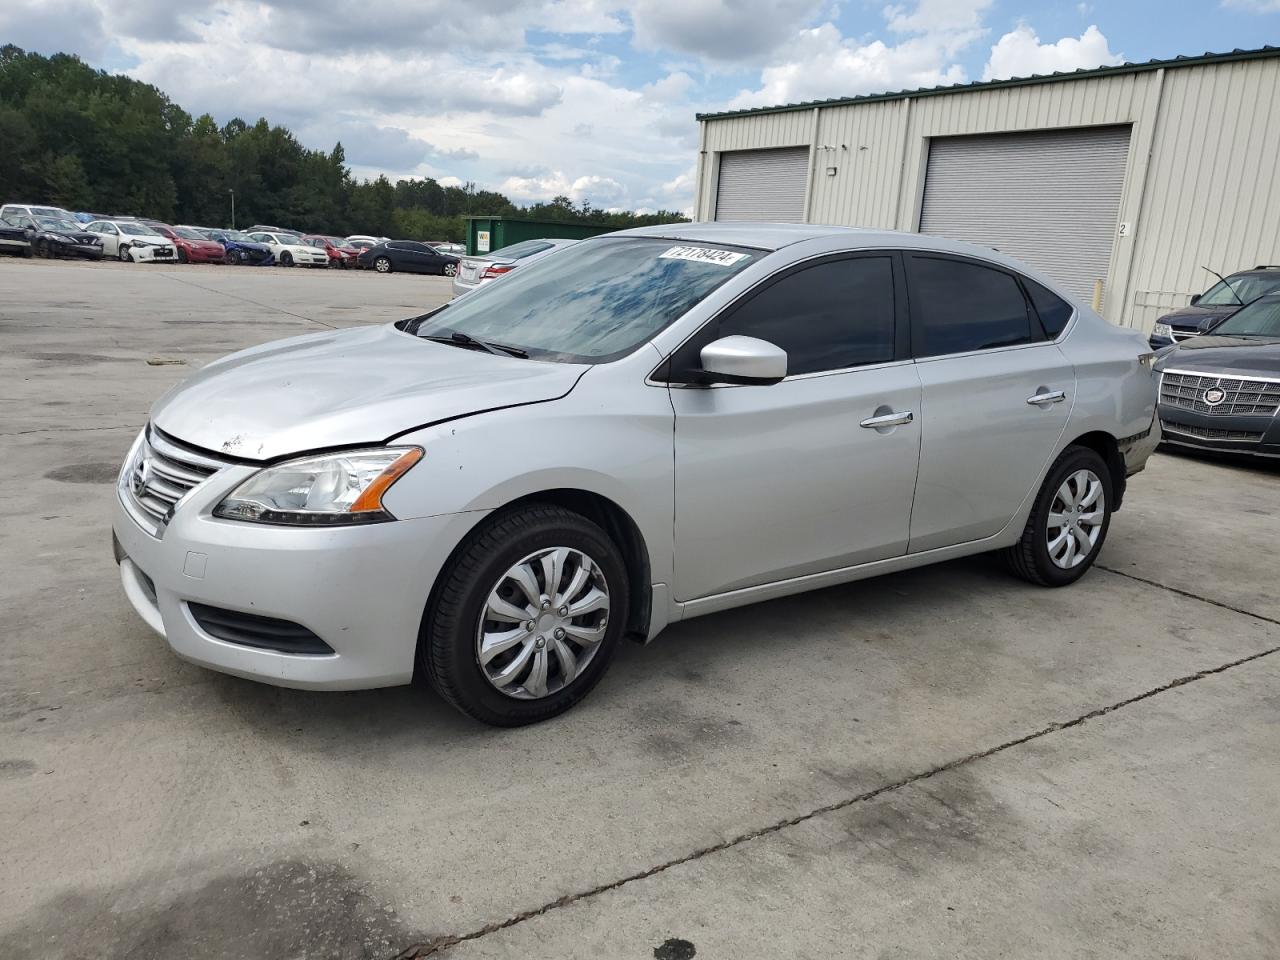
[692,47,1280,331]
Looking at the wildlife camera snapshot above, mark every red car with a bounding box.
[145,222,226,264]
[302,234,360,268]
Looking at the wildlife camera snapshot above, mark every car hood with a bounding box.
[49,230,99,242]
[227,240,270,251]
[1162,335,1280,379]
[150,323,588,461]
[1158,304,1238,329]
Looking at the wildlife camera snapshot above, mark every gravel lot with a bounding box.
[1,258,1278,960]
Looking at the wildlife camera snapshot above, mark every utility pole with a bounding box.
[229,189,236,229]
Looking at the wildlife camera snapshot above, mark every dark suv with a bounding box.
[1150,266,1280,348]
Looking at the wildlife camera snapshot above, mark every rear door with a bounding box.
[904,253,1075,553]
[670,252,922,601]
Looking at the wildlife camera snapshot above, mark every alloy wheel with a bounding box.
[475,546,610,700]
[375,257,391,273]
[443,263,457,277]
[1046,469,1105,569]
[118,244,132,262]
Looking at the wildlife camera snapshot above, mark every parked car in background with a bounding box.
[247,224,303,236]
[0,217,32,257]
[451,238,577,298]
[192,228,275,266]
[84,219,177,262]
[246,231,329,268]
[428,241,466,256]
[144,223,225,264]
[1148,266,1280,348]
[112,223,1158,726]
[0,202,75,222]
[1155,293,1280,458]
[302,234,360,268]
[357,240,460,276]
[74,211,110,224]
[344,235,388,247]
[12,214,104,259]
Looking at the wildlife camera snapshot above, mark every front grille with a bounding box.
[126,427,230,534]
[156,245,173,257]
[187,603,334,655]
[1161,420,1265,443]
[1159,370,1280,416]
[1170,329,1200,341]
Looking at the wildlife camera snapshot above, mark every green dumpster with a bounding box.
[465,216,619,256]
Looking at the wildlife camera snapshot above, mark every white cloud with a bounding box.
[982,24,1122,81]
[1221,0,1280,10]
[630,0,827,61]
[498,171,626,204]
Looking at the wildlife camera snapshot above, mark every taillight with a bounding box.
[480,264,514,280]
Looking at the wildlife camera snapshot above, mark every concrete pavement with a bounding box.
[0,258,1276,959]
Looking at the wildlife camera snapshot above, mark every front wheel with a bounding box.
[374,256,392,274]
[421,505,629,726]
[118,244,132,262]
[279,251,293,267]
[442,262,457,277]
[1003,445,1112,587]
[177,247,188,264]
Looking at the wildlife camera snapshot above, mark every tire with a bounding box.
[442,262,457,277]
[36,239,49,258]
[1003,445,1113,587]
[374,256,392,274]
[421,504,629,726]
[177,247,188,264]
[118,244,132,263]
[280,251,293,267]
[20,243,33,258]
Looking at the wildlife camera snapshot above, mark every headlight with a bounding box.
[1151,323,1173,339]
[213,447,422,525]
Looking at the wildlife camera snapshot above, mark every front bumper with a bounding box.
[186,246,225,263]
[1158,405,1280,458]
[133,244,178,262]
[111,460,485,689]
[286,250,330,267]
[52,240,103,259]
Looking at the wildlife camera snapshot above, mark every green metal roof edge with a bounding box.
[695,45,1280,121]
[464,215,617,227]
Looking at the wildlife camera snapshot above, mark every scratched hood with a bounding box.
[151,323,587,461]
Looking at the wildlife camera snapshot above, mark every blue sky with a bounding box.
[2,0,1277,213]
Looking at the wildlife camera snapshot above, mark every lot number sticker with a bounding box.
[659,245,747,266]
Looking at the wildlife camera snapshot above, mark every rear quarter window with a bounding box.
[1024,278,1075,338]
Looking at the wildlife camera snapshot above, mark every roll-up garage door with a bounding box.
[715,147,810,222]
[919,126,1130,303]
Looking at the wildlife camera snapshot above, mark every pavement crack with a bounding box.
[390,639,1280,958]
[1096,564,1278,626]
[155,271,339,328]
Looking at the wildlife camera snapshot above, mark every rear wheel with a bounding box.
[374,256,392,274]
[1003,445,1112,587]
[422,504,628,726]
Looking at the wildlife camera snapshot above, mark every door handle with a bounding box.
[860,410,914,429]
[1025,390,1067,406]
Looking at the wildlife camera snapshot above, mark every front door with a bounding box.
[903,254,1075,553]
[669,253,922,601]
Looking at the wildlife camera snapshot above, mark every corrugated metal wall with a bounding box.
[696,55,1280,330]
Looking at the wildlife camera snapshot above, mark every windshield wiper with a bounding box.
[423,331,528,359]
[1203,265,1244,305]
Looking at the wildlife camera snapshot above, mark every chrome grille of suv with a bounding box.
[1159,370,1280,416]
[1161,420,1265,443]
[125,427,229,534]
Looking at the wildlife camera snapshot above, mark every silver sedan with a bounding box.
[112,223,1158,726]
[451,237,578,298]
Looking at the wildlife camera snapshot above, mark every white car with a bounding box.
[246,231,329,268]
[84,220,178,262]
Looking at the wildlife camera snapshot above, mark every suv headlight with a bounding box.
[213,447,422,525]
[1151,322,1173,340]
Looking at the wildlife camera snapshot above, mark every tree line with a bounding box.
[0,45,687,240]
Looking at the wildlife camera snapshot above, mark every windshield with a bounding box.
[119,222,155,236]
[174,227,206,240]
[37,218,80,232]
[276,233,302,244]
[1209,297,1280,337]
[1198,273,1280,306]
[32,206,67,218]
[224,231,252,241]
[408,237,760,363]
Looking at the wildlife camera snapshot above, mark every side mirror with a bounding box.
[1189,294,1201,305]
[699,335,787,385]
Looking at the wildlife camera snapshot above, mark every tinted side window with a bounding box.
[909,257,1032,357]
[719,257,896,376]
[1024,278,1074,337]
